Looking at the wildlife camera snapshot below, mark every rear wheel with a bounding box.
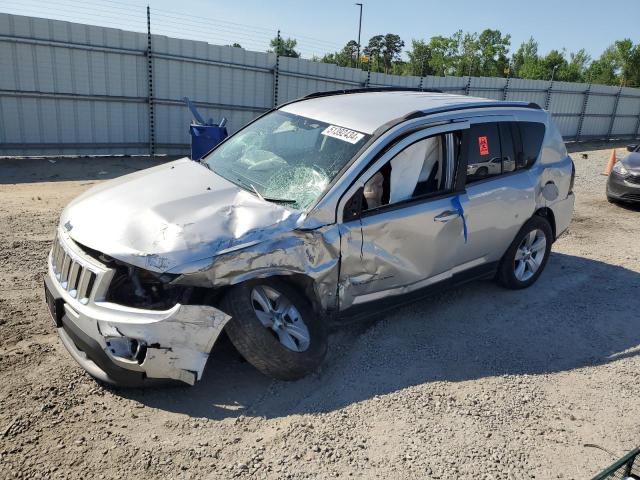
[496,216,553,289]
[222,279,327,380]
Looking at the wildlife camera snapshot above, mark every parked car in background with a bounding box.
[44,88,575,386]
[607,143,640,204]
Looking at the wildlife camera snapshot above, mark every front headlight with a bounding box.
[612,161,628,175]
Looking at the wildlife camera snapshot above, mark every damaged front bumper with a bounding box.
[45,232,230,386]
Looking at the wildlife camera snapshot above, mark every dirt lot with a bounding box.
[1,144,639,479]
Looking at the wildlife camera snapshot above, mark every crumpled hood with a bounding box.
[60,158,301,273]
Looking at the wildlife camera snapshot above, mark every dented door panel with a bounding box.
[339,197,466,309]
[456,171,537,267]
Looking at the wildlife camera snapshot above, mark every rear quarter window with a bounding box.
[463,123,502,183]
[518,122,546,168]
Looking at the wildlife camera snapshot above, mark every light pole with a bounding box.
[355,3,363,68]
[550,64,559,82]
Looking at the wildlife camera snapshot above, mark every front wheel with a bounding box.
[222,279,327,380]
[496,216,553,289]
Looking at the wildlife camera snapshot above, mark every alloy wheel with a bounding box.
[514,228,547,282]
[250,285,311,352]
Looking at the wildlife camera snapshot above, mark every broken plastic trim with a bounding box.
[95,303,231,385]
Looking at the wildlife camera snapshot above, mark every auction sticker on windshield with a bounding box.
[321,125,365,144]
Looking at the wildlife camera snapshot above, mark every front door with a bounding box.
[337,125,469,310]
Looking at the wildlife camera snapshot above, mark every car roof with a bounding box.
[279,91,527,135]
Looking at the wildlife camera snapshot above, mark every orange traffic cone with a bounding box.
[603,149,617,175]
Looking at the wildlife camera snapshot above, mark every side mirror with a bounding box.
[627,144,638,152]
[343,187,364,221]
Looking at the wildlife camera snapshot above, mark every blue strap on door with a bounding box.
[451,195,468,243]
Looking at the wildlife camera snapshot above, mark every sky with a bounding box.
[1,0,637,60]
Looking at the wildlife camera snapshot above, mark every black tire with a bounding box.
[476,166,489,177]
[496,215,553,289]
[222,278,327,380]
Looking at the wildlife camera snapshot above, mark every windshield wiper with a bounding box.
[262,197,297,204]
[249,184,297,204]
[249,183,264,201]
[229,175,298,206]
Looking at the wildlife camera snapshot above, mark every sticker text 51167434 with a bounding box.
[321,125,365,144]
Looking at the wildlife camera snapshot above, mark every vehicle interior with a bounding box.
[362,133,453,211]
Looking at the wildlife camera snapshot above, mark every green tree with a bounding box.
[455,31,480,76]
[426,34,459,76]
[363,35,384,72]
[476,29,511,77]
[320,40,362,68]
[229,42,242,49]
[311,28,640,87]
[585,46,618,85]
[541,49,568,80]
[380,33,405,73]
[512,37,544,79]
[560,49,590,82]
[269,36,300,58]
[407,39,433,76]
[612,39,640,86]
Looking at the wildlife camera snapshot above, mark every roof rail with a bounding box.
[402,100,542,120]
[402,101,542,121]
[303,86,444,99]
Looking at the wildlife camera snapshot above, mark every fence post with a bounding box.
[544,80,553,110]
[502,76,510,101]
[576,84,591,142]
[273,30,280,107]
[365,62,371,88]
[606,86,622,140]
[146,6,155,158]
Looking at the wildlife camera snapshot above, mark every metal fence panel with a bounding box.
[618,88,640,115]
[1,12,640,156]
[278,56,364,103]
[424,75,468,94]
[468,77,507,100]
[369,71,420,88]
[612,116,638,137]
[505,78,549,106]
[586,84,617,115]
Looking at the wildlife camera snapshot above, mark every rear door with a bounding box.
[453,118,538,268]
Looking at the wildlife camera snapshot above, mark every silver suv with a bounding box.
[43,88,575,386]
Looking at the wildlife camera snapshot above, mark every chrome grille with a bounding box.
[51,234,98,304]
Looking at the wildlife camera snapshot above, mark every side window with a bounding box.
[464,123,502,183]
[499,122,517,173]
[463,121,544,184]
[362,133,452,211]
[517,122,546,168]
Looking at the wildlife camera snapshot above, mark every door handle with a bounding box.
[434,210,460,222]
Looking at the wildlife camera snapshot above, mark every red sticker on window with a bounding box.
[478,136,489,156]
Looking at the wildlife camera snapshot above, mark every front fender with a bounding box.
[172,225,342,312]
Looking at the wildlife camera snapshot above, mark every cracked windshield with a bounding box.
[203,111,369,209]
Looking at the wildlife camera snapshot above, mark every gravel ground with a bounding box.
[1,143,639,479]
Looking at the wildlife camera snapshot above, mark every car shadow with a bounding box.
[609,200,640,213]
[0,156,179,184]
[118,252,640,420]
